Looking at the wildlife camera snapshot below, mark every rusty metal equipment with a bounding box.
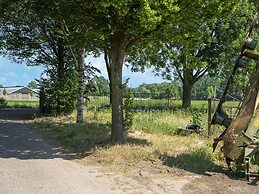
[211,9,259,181]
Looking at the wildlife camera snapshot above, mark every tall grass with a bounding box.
[133,110,202,135]
[87,96,239,112]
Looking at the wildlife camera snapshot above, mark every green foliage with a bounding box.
[92,76,110,96]
[27,81,38,89]
[190,111,203,127]
[2,88,7,95]
[127,0,254,108]
[207,86,215,98]
[38,65,77,115]
[134,82,180,99]
[0,97,7,107]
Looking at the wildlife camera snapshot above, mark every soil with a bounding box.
[0,108,258,194]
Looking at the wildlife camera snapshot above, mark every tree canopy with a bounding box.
[127,0,255,108]
[0,0,246,142]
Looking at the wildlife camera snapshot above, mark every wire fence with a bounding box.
[86,92,240,113]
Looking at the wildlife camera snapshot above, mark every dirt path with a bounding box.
[0,109,123,193]
[0,109,258,194]
[0,109,187,194]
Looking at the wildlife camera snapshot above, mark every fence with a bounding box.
[86,93,239,113]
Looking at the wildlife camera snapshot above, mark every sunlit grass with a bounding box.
[6,100,39,108]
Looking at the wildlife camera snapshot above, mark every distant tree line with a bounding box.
[91,75,244,101]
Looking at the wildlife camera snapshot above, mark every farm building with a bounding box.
[0,86,39,100]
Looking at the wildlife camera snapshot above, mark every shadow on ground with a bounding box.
[158,148,222,176]
[0,108,150,160]
[0,108,37,121]
[37,120,151,159]
[159,149,259,185]
[0,120,70,160]
[0,108,73,160]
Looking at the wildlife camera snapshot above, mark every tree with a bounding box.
[133,82,180,99]
[0,84,3,87]
[46,0,182,141]
[0,1,80,115]
[10,0,238,142]
[27,81,38,89]
[128,0,253,108]
[3,88,7,96]
[93,76,110,96]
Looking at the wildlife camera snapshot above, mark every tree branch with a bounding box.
[175,65,184,82]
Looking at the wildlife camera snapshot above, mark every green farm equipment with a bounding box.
[211,9,259,181]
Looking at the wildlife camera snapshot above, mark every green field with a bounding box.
[6,100,39,108]
[87,96,239,112]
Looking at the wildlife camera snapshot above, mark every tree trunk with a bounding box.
[182,81,193,108]
[76,48,85,123]
[182,69,194,108]
[108,36,129,142]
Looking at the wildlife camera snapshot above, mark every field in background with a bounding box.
[87,96,239,112]
[6,100,39,108]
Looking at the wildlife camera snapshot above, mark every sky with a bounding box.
[0,55,165,88]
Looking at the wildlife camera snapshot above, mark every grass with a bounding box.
[87,96,240,117]
[5,100,39,108]
[133,110,199,135]
[32,108,226,175]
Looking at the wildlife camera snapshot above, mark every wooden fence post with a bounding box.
[208,97,212,137]
[94,106,97,120]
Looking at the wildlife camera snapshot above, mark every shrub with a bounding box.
[0,97,7,107]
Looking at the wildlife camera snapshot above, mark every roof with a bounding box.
[0,86,39,95]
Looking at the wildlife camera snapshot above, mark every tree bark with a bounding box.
[76,48,85,123]
[182,69,194,108]
[108,35,130,142]
[182,81,193,108]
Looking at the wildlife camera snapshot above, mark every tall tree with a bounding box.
[76,48,85,123]
[0,1,83,115]
[52,0,237,141]
[17,0,238,141]
[128,0,254,108]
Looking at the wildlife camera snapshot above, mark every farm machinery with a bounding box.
[211,9,259,180]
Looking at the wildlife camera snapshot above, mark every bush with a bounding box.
[0,97,7,107]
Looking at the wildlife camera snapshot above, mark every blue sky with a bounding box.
[0,55,165,88]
